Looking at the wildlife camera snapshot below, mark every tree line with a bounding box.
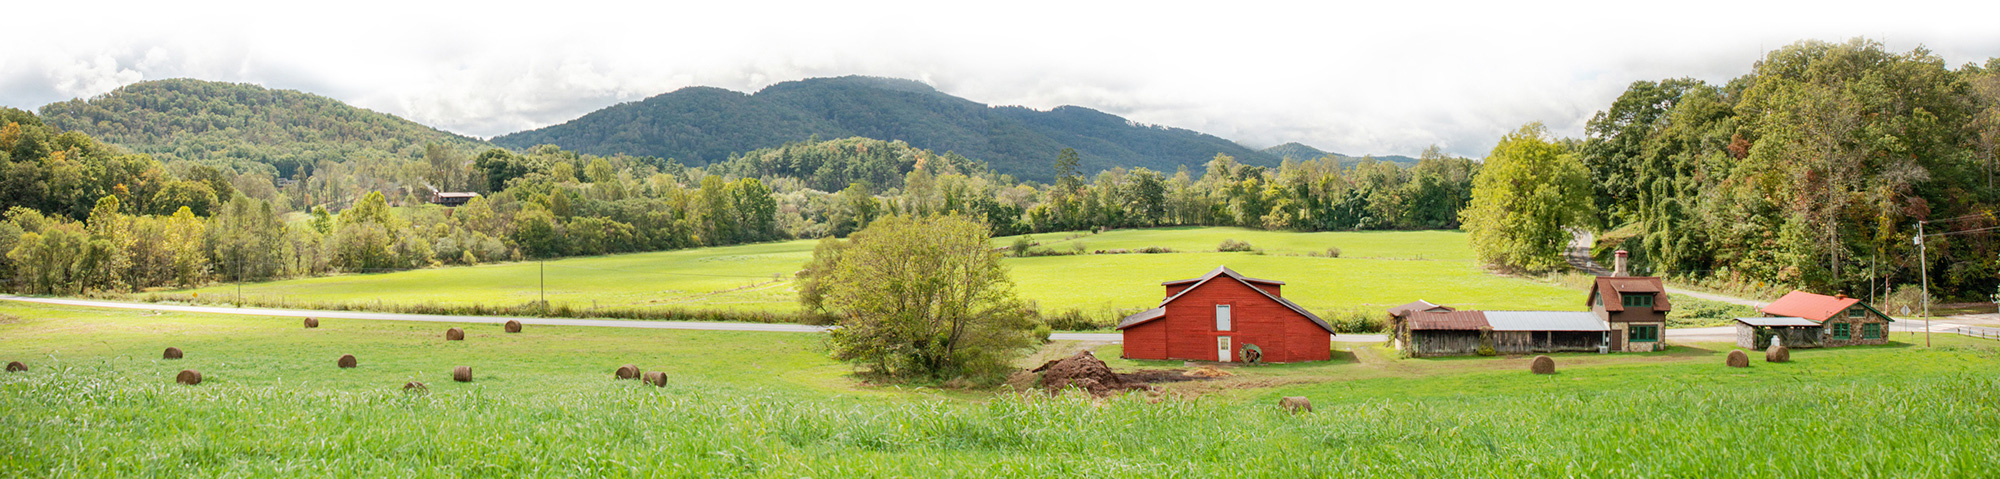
[1464,38,2000,302]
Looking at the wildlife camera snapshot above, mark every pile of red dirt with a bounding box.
[1030,351,1154,397]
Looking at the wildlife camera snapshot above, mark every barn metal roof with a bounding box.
[1114,307,1166,329]
[1482,311,1609,331]
[1735,316,1822,327]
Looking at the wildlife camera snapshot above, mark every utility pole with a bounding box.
[1918,220,1930,347]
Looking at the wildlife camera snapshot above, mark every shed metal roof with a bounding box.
[1406,311,1489,331]
[1735,316,1822,327]
[1482,311,1609,331]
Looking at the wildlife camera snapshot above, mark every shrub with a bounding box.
[1218,239,1254,252]
[1320,308,1386,334]
[1042,309,1113,331]
[1134,246,1175,254]
[1008,236,1034,257]
[1324,247,1341,258]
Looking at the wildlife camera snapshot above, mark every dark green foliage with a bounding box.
[1579,38,2000,300]
[492,76,1279,181]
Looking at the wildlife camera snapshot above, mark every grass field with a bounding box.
[4,302,1997,476]
[170,228,1584,322]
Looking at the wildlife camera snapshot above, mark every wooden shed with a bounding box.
[1117,266,1334,363]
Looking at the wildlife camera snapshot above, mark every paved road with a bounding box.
[0,295,1395,344]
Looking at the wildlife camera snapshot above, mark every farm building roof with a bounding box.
[1387,300,1454,318]
[1406,311,1489,331]
[1590,276,1671,312]
[1759,291,1891,322]
[1735,316,1822,327]
[436,192,480,198]
[1482,311,1609,331]
[1114,307,1165,329]
[1122,266,1332,334]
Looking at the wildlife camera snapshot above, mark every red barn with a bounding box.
[1116,266,1335,363]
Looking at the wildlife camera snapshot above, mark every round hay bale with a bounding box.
[615,364,640,380]
[1529,355,1556,375]
[402,381,428,392]
[176,369,202,385]
[163,347,183,359]
[1726,350,1750,368]
[452,366,472,382]
[337,354,358,368]
[5,361,25,373]
[504,320,522,333]
[445,328,465,341]
[1766,345,1791,363]
[642,371,668,387]
[303,317,319,328]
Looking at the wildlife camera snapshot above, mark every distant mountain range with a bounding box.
[36,77,1422,183]
[1259,142,1419,166]
[493,76,1284,181]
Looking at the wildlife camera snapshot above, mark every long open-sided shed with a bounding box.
[1399,311,1609,357]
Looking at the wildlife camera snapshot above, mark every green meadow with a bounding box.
[172,228,1583,320]
[3,302,1997,476]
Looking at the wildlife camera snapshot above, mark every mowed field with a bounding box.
[174,227,1584,318]
[3,302,1997,476]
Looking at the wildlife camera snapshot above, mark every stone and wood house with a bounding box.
[1733,291,1893,349]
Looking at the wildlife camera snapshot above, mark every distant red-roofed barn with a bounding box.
[1117,266,1334,363]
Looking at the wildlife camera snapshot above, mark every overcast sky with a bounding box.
[5,0,1999,159]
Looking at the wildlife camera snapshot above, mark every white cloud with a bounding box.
[2,0,1997,159]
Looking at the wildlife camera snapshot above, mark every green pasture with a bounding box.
[173,228,1583,320]
[4,303,1997,476]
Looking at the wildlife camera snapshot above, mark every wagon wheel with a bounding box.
[1240,344,1264,363]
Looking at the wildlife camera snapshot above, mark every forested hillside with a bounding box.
[1467,38,2000,301]
[493,76,1278,181]
[37,79,491,180]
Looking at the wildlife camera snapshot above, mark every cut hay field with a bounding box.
[170,227,1583,320]
[3,302,1997,476]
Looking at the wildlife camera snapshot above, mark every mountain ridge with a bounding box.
[493,75,1281,181]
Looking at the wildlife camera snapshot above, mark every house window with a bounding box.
[1629,325,1659,342]
[1848,307,1865,319]
[1215,304,1232,331]
[1863,323,1883,339]
[1621,294,1654,308]
[1829,322,1850,340]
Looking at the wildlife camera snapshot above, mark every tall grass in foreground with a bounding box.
[4,366,1995,477]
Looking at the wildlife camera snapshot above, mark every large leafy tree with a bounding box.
[1461,123,1596,271]
[802,214,1035,382]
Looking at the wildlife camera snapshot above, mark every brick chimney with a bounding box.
[1835,293,1849,300]
[1613,250,1629,277]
